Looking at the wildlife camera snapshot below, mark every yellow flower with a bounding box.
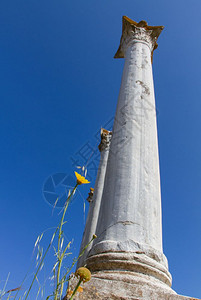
[75,267,91,282]
[75,172,90,185]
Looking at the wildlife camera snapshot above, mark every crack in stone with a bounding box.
[116,220,139,226]
[97,221,141,240]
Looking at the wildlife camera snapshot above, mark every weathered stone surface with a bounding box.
[67,273,199,300]
[86,251,172,287]
[91,16,164,258]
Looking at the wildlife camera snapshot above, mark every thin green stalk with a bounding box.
[58,185,78,257]
[13,268,30,300]
[54,184,78,300]
[59,278,64,299]
[69,279,82,300]
[69,234,96,274]
[35,286,41,300]
[24,228,58,300]
[0,272,10,300]
[63,234,96,294]
[6,292,11,300]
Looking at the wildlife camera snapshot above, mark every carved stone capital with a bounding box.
[114,16,164,59]
[98,128,112,152]
[87,188,94,203]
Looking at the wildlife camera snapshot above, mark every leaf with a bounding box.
[60,237,64,250]
[52,261,59,272]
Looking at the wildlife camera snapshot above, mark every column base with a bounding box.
[86,240,172,287]
[67,272,199,300]
[86,251,171,286]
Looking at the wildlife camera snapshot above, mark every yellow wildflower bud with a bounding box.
[75,267,91,283]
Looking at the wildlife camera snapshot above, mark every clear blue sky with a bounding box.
[1,0,201,298]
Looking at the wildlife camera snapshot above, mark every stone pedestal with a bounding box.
[68,274,199,300]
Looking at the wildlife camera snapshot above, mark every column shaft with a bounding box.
[86,17,171,287]
[77,129,112,268]
[94,42,162,252]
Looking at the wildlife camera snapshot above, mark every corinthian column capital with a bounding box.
[98,128,112,152]
[87,188,94,203]
[114,16,164,59]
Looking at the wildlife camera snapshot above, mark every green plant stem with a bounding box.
[6,292,11,300]
[63,235,96,294]
[0,273,10,300]
[69,279,82,300]
[54,184,78,300]
[25,228,58,300]
[59,278,64,299]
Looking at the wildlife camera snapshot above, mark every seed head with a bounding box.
[75,267,91,283]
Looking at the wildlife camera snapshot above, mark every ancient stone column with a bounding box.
[77,128,112,268]
[69,17,200,300]
[86,16,172,288]
[70,17,201,300]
